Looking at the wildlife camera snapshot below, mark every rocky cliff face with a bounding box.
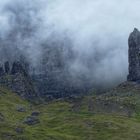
[0,43,87,100]
[128,28,140,81]
[0,61,37,100]
[31,44,84,99]
[1,28,138,100]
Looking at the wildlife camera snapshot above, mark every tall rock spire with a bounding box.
[128,28,140,81]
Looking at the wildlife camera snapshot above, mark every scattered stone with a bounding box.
[31,111,40,116]
[15,127,24,134]
[23,116,40,125]
[0,113,4,121]
[16,106,26,112]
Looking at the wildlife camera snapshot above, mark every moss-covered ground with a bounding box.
[1,82,140,140]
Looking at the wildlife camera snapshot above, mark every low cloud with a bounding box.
[0,0,139,89]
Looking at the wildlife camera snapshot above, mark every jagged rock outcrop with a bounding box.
[128,28,140,81]
[4,62,10,74]
[0,66,4,77]
[32,43,80,99]
[0,61,37,100]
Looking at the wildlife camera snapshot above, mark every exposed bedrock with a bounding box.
[128,28,140,81]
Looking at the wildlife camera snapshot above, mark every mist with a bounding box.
[0,0,140,90]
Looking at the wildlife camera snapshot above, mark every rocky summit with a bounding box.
[128,28,140,81]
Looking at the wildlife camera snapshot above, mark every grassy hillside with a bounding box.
[1,82,140,140]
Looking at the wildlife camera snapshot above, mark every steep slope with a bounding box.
[1,83,140,140]
[0,61,37,101]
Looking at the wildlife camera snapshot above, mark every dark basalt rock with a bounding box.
[128,28,140,81]
[0,61,38,101]
[11,61,27,76]
[16,105,26,112]
[4,61,10,74]
[31,111,40,116]
[15,127,24,134]
[0,66,4,76]
[23,116,40,125]
[0,113,4,121]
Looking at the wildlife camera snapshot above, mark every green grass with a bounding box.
[1,83,140,140]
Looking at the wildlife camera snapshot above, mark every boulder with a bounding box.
[16,105,26,112]
[15,127,24,134]
[23,116,40,125]
[31,111,40,116]
[0,113,4,121]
